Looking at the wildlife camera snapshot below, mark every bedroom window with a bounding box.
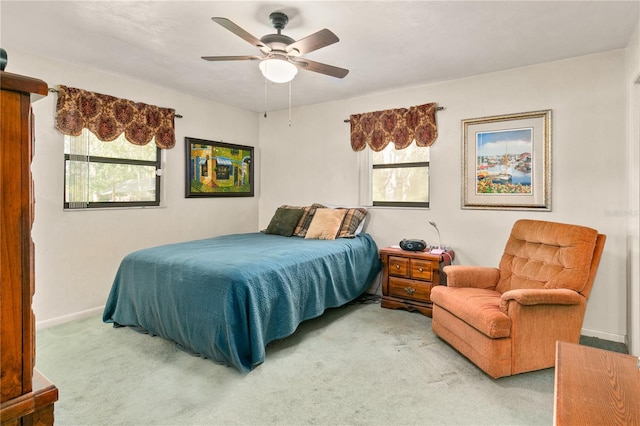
[64,129,162,209]
[370,141,430,208]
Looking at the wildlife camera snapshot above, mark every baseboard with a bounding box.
[580,327,626,344]
[35,306,629,345]
[36,306,104,330]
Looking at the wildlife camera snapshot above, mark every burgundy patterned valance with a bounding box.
[55,85,176,149]
[350,102,438,152]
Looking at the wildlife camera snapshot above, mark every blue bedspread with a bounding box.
[102,232,380,372]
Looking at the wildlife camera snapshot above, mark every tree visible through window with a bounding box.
[64,130,161,209]
[371,141,429,207]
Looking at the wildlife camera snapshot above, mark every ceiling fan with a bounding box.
[202,12,349,83]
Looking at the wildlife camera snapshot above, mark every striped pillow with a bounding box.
[282,203,325,237]
[336,207,368,238]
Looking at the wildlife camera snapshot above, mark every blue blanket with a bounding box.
[103,232,380,372]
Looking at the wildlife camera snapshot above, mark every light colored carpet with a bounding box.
[36,302,554,425]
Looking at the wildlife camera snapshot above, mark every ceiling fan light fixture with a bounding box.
[259,58,298,83]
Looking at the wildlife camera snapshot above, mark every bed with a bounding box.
[102,232,380,373]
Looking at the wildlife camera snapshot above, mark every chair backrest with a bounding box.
[579,233,606,299]
[496,219,603,296]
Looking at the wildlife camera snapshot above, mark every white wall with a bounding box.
[625,20,640,356]
[6,47,634,348]
[259,50,629,344]
[5,51,260,327]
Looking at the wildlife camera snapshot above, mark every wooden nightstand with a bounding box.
[379,246,454,317]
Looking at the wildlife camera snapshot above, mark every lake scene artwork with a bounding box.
[476,128,533,194]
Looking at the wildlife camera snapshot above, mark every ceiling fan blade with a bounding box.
[202,55,262,61]
[292,58,349,79]
[211,17,266,49]
[286,28,339,55]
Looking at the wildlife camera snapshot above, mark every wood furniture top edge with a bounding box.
[379,246,453,260]
[0,369,58,419]
[554,341,640,425]
[1,71,48,98]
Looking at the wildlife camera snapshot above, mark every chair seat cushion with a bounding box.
[431,287,511,338]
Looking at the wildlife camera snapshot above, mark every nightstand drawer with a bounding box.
[388,277,433,303]
[389,256,410,277]
[411,259,435,281]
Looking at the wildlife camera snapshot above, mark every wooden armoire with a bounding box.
[1,71,59,424]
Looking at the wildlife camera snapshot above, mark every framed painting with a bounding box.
[185,137,254,197]
[462,110,551,211]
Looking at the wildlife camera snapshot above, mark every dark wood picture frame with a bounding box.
[185,137,254,198]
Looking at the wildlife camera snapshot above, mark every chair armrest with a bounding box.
[443,265,500,289]
[501,288,584,306]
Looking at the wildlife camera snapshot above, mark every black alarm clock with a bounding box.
[399,239,427,252]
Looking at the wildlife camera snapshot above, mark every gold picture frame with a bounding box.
[462,110,551,211]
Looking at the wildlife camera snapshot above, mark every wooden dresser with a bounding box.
[1,71,58,425]
[379,246,454,317]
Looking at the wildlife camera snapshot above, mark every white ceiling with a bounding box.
[1,1,638,113]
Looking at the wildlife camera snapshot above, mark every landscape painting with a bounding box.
[475,128,533,195]
[185,137,254,197]
[462,110,551,211]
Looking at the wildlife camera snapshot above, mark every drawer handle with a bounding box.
[418,267,423,272]
[404,286,416,295]
[395,265,400,270]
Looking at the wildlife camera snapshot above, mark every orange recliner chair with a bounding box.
[430,219,606,379]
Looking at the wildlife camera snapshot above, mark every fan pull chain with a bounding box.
[264,74,268,118]
[288,80,292,127]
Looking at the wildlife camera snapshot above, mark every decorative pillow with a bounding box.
[305,208,347,240]
[336,207,368,238]
[321,204,369,238]
[293,203,326,237]
[264,207,305,237]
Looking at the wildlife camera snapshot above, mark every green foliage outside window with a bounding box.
[64,130,161,208]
